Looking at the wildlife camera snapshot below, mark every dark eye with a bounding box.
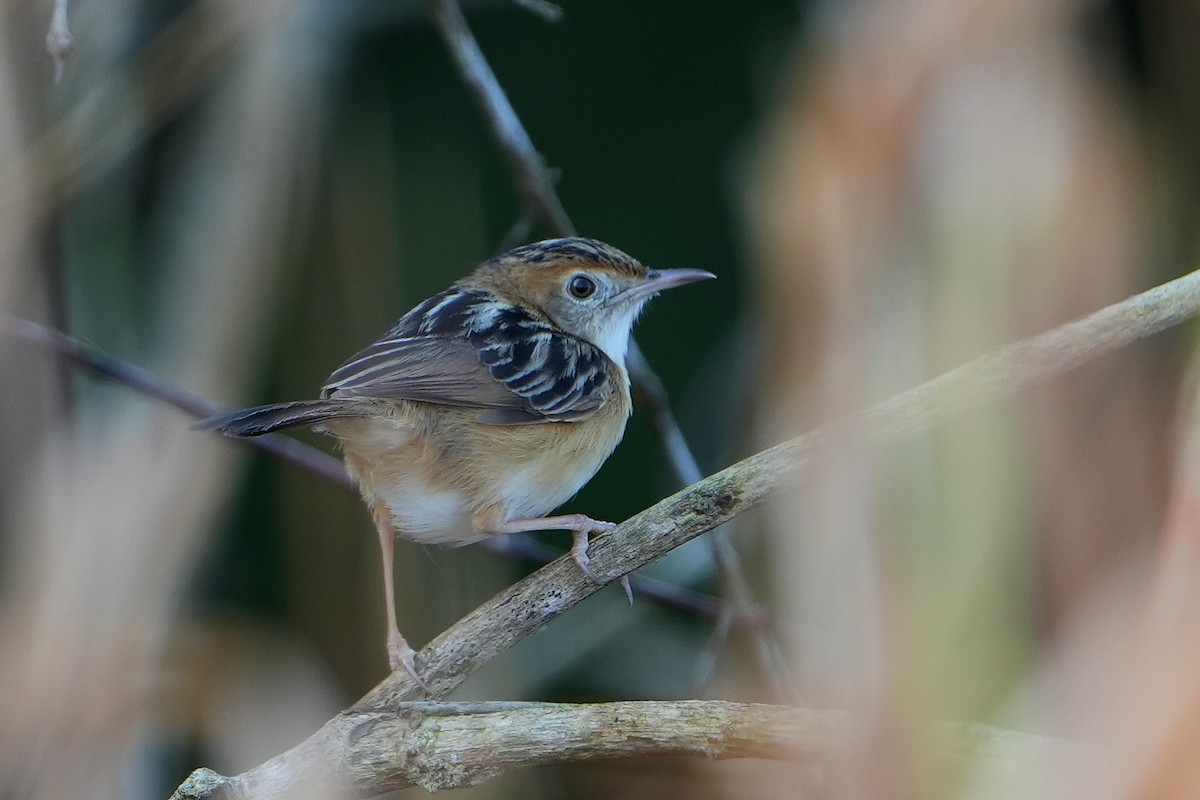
[567,274,596,299]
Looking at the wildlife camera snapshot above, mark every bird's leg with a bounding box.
[487,513,617,581]
[372,501,428,690]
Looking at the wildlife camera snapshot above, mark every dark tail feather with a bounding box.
[192,400,357,437]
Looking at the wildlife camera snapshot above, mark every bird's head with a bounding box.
[471,237,715,367]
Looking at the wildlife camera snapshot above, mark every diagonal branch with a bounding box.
[0,312,353,488]
[626,345,793,695]
[424,0,573,235]
[168,264,1200,799]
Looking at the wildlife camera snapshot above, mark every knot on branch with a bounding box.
[690,485,740,519]
[341,708,498,792]
[170,768,231,800]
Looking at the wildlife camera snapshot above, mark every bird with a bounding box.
[194,237,714,683]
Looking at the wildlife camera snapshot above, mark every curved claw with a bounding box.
[620,575,634,605]
[571,529,597,581]
[388,632,430,693]
[488,513,616,584]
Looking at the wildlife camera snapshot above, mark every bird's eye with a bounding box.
[567,274,597,299]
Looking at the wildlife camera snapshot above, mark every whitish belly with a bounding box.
[380,482,482,546]
[332,416,484,547]
[488,450,608,522]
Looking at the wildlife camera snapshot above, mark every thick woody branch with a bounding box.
[171,700,1078,798]
[168,264,1200,799]
[172,701,820,797]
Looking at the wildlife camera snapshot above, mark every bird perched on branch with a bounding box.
[196,237,714,683]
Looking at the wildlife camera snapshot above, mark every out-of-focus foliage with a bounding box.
[3,0,1200,798]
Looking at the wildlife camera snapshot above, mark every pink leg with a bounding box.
[372,501,427,689]
[488,513,617,579]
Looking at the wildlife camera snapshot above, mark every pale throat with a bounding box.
[581,301,645,373]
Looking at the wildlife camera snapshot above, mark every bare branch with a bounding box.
[375,265,1200,701]
[511,0,564,24]
[166,263,1200,799]
[45,0,74,83]
[169,700,1083,799]
[21,0,297,220]
[0,312,354,488]
[627,344,794,695]
[424,0,573,234]
[479,533,729,619]
[172,701,819,797]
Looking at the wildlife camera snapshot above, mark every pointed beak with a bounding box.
[609,267,716,306]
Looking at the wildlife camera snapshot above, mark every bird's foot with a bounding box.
[570,527,596,579]
[571,533,633,603]
[388,630,429,692]
[569,517,616,581]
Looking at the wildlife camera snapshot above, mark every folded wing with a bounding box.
[322,287,611,424]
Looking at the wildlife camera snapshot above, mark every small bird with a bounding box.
[195,237,714,682]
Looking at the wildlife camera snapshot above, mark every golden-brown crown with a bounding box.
[479,237,647,279]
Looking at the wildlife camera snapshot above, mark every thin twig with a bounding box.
[424,0,573,234]
[0,312,737,619]
[692,602,737,692]
[16,0,295,222]
[424,0,786,693]
[168,262,1200,799]
[494,205,539,254]
[0,312,353,488]
[38,216,76,424]
[45,0,74,83]
[510,0,564,24]
[627,344,794,696]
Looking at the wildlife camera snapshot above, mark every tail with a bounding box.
[193,400,358,437]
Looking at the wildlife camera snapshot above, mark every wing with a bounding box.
[322,336,520,408]
[321,287,612,424]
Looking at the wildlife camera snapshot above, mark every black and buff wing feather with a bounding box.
[321,287,611,424]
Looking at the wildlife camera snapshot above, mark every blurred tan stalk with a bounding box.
[741,0,1165,797]
[0,2,342,798]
